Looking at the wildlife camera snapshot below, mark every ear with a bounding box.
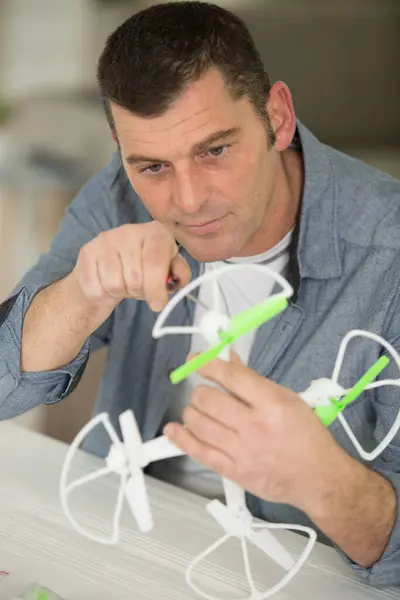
[111,132,118,144]
[266,81,296,152]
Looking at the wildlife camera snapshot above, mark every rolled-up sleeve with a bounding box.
[0,288,90,419]
[335,318,400,586]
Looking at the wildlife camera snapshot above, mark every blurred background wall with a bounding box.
[0,0,399,442]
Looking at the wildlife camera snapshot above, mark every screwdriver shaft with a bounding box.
[167,273,209,310]
[186,292,209,311]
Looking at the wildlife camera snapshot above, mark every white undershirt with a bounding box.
[150,231,292,498]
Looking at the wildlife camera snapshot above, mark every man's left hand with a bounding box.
[164,353,353,515]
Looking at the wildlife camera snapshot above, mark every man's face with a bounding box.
[112,68,282,261]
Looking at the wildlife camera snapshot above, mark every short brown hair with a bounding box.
[97,1,274,142]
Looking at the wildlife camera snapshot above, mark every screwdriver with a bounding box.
[166,273,209,310]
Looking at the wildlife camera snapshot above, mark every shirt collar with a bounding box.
[287,120,342,300]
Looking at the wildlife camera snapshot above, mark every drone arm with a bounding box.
[222,478,247,514]
[124,472,154,533]
[143,434,185,465]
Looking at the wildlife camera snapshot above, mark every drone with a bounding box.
[60,264,400,600]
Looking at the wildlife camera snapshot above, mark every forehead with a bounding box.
[111,68,256,154]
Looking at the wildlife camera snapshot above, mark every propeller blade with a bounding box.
[315,355,390,426]
[228,296,288,341]
[143,434,184,465]
[124,470,153,533]
[169,297,288,385]
[247,529,295,571]
[170,339,228,384]
[119,410,143,467]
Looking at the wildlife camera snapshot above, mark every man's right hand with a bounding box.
[71,221,191,315]
[21,222,191,373]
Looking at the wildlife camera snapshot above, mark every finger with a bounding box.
[142,234,178,311]
[77,247,104,302]
[120,239,144,297]
[97,247,127,299]
[187,349,242,365]
[191,385,251,429]
[163,422,235,477]
[197,358,279,408]
[229,349,243,365]
[183,404,240,458]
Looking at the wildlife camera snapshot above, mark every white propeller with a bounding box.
[186,498,317,600]
[60,409,183,544]
[300,329,400,461]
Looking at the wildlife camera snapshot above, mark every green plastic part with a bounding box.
[315,355,390,426]
[17,583,65,600]
[169,296,288,384]
[170,339,228,384]
[228,297,288,339]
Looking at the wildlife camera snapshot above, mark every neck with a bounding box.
[244,148,304,256]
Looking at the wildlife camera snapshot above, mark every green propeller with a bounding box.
[315,355,390,426]
[169,296,288,384]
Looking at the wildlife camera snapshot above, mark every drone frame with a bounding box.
[60,263,400,600]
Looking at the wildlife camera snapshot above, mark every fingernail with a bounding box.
[150,300,163,312]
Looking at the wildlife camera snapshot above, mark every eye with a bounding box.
[140,163,165,174]
[205,145,229,158]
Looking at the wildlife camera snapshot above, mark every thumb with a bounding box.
[228,348,243,365]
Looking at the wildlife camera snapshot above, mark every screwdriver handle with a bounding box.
[166,272,180,292]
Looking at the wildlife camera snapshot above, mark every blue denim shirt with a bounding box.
[1,122,400,586]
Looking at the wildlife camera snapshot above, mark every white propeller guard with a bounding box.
[186,498,317,600]
[299,329,400,461]
[153,263,294,340]
[60,409,184,542]
[60,412,127,545]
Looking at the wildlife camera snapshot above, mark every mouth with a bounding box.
[178,215,228,236]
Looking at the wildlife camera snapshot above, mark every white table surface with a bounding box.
[0,422,399,600]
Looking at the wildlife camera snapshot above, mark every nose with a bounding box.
[173,166,208,214]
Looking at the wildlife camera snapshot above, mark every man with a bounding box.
[1,0,400,586]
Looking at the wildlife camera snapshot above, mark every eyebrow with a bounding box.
[125,126,241,166]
